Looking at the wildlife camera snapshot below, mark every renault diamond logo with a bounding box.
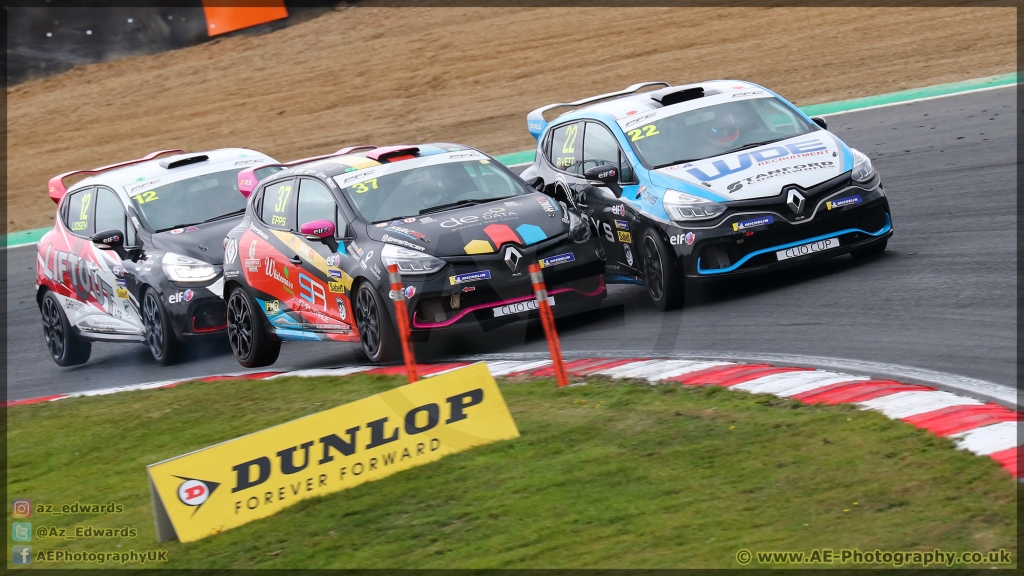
[786,189,806,214]
[504,247,522,271]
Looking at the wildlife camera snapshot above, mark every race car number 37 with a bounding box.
[776,238,839,262]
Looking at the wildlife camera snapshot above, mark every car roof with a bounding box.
[66,148,274,195]
[543,79,770,126]
[269,143,480,182]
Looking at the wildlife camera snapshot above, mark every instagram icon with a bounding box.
[12,499,31,518]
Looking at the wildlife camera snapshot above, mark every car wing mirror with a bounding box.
[584,165,623,197]
[524,176,545,192]
[300,220,340,253]
[811,116,828,130]
[92,229,128,260]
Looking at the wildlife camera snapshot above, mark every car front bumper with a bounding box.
[380,236,605,332]
[664,180,892,278]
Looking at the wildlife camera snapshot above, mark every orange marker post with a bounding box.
[387,264,418,383]
[529,263,569,387]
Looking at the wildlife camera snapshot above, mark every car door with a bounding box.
[47,187,105,320]
[579,121,642,274]
[250,177,300,322]
[93,186,143,329]
[291,176,355,335]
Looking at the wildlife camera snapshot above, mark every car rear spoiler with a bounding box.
[525,81,671,140]
[364,145,419,163]
[236,145,377,198]
[47,149,184,204]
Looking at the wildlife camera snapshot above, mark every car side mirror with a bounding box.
[300,220,340,252]
[811,117,828,130]
[92,229,128,260]
[584,165,618,186]
[524,176,545,192]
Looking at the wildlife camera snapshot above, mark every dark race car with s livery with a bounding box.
[222,143,604,366]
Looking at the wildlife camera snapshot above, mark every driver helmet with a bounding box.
[408,172,447,208]
[702,112,741,149]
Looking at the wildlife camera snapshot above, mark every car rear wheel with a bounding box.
[227,286,281,368]
[143,289,181,365]
[641,229,685,311]
[353,283,401,364]
[850,238,888,259]
[40,291,91,366]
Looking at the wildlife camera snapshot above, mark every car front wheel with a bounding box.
[353,283,401,363]
[641,229,685,311]
[142,289,182,365]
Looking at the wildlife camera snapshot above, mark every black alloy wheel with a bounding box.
[353,283,400,363]
[40,291,91,366]
[226,286,280,368]
[640,229,685,311]
[143,289,181,365]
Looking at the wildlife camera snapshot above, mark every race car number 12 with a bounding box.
[135,190,159,204]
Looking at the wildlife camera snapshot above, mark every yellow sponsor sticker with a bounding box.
[617,230,632,243]
[115,288,130,299]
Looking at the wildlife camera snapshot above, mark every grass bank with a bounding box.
[6,373,1017,568]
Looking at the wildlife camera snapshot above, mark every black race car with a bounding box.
[37,148,279,365]
[222,143,605,366]
[520,80,893,309]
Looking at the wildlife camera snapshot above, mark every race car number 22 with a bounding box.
[626,124,660,142]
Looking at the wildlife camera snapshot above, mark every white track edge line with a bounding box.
[458,351,1016,409]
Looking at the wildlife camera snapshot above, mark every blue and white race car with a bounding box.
[520,80,893,309]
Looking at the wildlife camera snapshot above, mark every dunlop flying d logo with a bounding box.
[147,363,519,543]
[174,476,220,516]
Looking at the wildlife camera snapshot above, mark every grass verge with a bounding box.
[6,373,1018,568]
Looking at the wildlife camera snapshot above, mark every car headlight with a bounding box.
[162,252,220,283]
[380,243,445,275]
[663,189,727,222]
[851,148,876,183]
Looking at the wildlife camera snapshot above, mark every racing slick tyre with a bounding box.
[641,228,685,311]
[143,288,182,365]
[850,238,888,259]
[226,286,281,368]
[353,282,401,364]
[40,291,91,366]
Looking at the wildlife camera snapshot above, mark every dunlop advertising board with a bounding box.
[147,363,519,542]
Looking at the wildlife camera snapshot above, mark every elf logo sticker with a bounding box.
[168,290,194,304]
[176,477,219,511]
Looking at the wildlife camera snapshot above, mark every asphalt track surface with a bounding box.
[6,87,1017,402]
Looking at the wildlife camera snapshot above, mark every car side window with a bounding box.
[261,178,296,230]
[583,122,636,184]
[618,150,635,183]
[63,188,95,236]
[296,178,337,232]
[548,122,582,175]
[94,187,137,246]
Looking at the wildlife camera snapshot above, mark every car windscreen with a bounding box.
[341,160,532,223]
[627,97,818,169]
[130,168,250,232]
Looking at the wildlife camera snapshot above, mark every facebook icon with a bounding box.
[12,545,32,565]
